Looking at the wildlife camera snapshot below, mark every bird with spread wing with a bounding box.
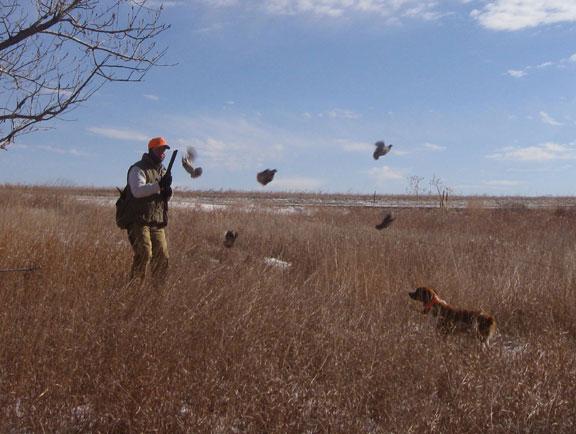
[257,169,277,186]
[375,212,395,230]
[373,140,393,160]
[182,146,203,178]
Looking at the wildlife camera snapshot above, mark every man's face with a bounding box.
[151,146,169,161]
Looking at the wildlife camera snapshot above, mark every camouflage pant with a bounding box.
[127,223,169,287]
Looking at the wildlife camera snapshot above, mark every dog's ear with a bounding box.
[416,287,436,313]
[422,288,433,303]
[415,287,435,304]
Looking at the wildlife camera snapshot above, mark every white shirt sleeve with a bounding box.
[128,165,161,198]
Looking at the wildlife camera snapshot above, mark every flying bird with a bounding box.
[257,169,277,186]
[375,212,395,230]
[373,140,393,160]
[223,230,238,248]
[182,146,203,178]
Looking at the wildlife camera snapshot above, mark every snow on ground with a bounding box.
[263,257,292,270]
[73,193,576,214]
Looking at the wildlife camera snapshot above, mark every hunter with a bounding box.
[123,137,173,287]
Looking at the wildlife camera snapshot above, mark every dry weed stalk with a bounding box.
[0,185,575,432]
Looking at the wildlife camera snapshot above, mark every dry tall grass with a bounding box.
[1,185,575,432]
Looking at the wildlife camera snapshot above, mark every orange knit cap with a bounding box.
[148,137,170,150]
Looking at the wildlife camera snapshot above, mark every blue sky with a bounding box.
[2,0,576,195]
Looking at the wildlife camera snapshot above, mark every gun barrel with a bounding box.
[166,149,178,175]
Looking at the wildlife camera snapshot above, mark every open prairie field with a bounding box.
[1,185,575,432]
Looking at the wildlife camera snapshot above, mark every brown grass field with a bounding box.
[1,185,575,432]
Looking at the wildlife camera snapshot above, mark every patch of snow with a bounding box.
[15,398,23,418]
[500,335,528,356]
[73,193,576,212]
[179,403,192,416]
[264,257,292,270]
[71,404,92,422]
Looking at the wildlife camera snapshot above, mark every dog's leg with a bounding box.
[436,319,453,340]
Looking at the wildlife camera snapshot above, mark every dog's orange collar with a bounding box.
[423,296,440,313]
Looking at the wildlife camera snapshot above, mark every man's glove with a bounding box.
[159,173,172,191]
[161,186,173,200]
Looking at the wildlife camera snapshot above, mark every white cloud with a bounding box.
[340,140,371,153]
[505,164,573,173]
[143,94,160,101]
[36,145,91,157]
[39,88,74,97]
[423,142,446,151]
[326,108,361,120]
[367,166,404,182]
[472,1,576,31]
[169,115,291,170]
[506,53,576,78]
[403,5,447,22]
[179,138,284,171]
[10,143,30,150]
[87,127,149,142]
[539,111,563,126]
[487,142,576,161]
[193,22,228,33]
[390,148,410,156]
[185,137,249,170]
[198,0,446,21]
[304,109,361,119]
[132,0,184,7]
[507,69,526,78]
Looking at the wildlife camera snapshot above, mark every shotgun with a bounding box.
[161,149,178,224]
[165,149,178,176]
[159,149,178,193]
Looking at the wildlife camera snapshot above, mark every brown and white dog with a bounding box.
[408,287,496,343]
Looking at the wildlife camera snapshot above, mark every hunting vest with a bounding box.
[124,153,167,227]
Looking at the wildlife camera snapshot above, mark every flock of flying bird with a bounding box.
[179,140,395,236]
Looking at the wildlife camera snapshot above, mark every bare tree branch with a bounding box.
[0,0,169,149]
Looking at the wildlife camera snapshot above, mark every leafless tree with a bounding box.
[0,0,169,149]
[428,174,443,196]
[407,175,424,199]
[428,174,454,208]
